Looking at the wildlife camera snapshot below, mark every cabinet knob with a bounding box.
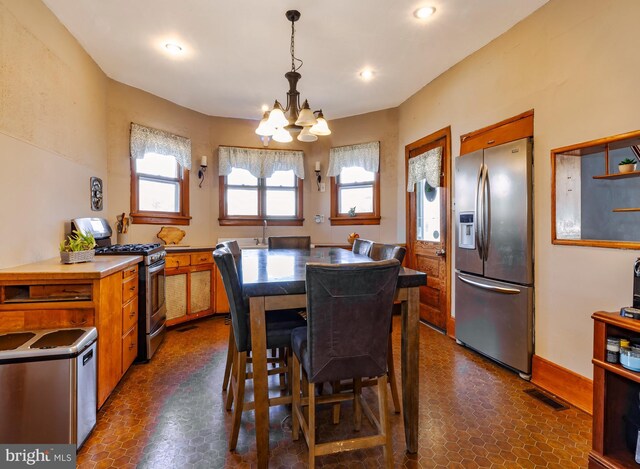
[129,310,136,318]
[129,286,136,291]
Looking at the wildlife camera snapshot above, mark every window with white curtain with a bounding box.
[129,123,192,225]
[327,142,381,226]
[218,146,305,226]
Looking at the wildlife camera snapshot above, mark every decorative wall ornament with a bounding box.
[90,177,103,211]
[407,146,442,191]
[327,141,380,177]
[130,123,192,170]
[218,146,305,179]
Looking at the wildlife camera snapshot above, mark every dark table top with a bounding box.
[241,247,427,297]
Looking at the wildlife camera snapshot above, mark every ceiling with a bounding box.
[42,0,548,121]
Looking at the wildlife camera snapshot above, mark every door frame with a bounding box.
[405,126,454,337]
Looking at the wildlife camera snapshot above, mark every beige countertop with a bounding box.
[0,255,142,281]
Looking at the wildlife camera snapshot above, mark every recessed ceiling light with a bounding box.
[414,6,436,19]
[164,43,183,54]
[359,69,374,81]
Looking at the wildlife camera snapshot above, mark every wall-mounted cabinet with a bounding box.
[552,130,640,249]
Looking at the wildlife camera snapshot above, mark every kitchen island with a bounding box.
[0,255,142,407]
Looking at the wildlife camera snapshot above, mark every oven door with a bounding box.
[147,260,166,334]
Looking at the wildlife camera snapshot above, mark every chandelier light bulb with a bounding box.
[295,100,318,127]
[255,112,275,137]
[273,127,293,143]
[267,101,289,129]
[309,111,331,136]
[297,126,318,142]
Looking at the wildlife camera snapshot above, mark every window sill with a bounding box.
[218,217,304,227]
[131,212,191,226]
[329,216,381,226]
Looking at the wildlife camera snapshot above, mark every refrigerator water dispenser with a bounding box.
[458,212,475,249]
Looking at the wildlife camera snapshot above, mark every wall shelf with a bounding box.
[612,208,640,212]
[593,170,640,180]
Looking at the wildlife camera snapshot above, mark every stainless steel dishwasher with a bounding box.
[0,327,97,449]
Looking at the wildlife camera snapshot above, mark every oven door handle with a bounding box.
[148,260,165,274]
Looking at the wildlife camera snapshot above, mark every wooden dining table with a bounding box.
[241,247,427,468]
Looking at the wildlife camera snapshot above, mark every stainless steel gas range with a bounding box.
[71,218,166,361]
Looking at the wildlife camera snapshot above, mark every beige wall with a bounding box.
[398,0,640,379]
[0,0,108,269]
[107,81,399,246]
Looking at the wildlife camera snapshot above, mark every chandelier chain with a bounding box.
[290,19,303,73]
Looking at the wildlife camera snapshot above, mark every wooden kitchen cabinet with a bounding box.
[590,311,640,468]
[0,256,141,409]
[165,248,220,326]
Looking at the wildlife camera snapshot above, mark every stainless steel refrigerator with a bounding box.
[454,137,533,377]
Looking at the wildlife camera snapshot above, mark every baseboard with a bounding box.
[531,354,592,415]
[446,316,455,339]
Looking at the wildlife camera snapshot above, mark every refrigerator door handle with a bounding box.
[457,274,521,295]
[482,165,490,261]
[475,164,485,260]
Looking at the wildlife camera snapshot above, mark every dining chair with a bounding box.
[213,246,307,450]
[268,235,311,250]
[217,240,242,394]
[352,238,373,256]
[291,259,400,468]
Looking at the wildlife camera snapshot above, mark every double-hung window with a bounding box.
[328,142,381,225]
[130,123,191,225]
[218,146,304,226]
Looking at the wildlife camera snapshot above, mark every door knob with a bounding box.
[435,249,446,257]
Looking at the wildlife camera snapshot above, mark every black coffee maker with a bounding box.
[634,259,640,308]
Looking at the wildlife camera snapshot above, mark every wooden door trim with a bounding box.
[405,126,453,337]
[460,110,534,156]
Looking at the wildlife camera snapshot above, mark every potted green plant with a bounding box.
[618,158,637,174]
[59,230,97,264]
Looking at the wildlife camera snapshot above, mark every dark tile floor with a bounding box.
[77,316,591,468]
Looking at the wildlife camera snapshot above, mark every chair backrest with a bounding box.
[304,259,400,383]
[370,243,406,264]
[352,238,373,256]
[216,240,242,283]
[213,247,249,353]
[268,236,311,250]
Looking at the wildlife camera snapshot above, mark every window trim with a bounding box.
[329,170,381,226]
[218,173,304,227]
[130,157,191,225]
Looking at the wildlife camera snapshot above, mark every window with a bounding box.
[329,142,381,225]
[130,123,191,225]
[218,146,305,226]
[219,168,303,225]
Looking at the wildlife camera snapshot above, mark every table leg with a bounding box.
[401,287,420,453]
[249,296,269,469]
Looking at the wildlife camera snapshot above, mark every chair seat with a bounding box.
[262,310,307,350]
[291,326,310,373]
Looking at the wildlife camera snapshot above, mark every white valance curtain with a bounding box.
[130,123,192,170]
[406,147,442,192]
[218,146,305,179]
[327,141,379,177]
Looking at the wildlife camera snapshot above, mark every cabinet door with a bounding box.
[122,324,138,373]
[166,273,188,321]
[215,266,230,313]
[190,270,212,314]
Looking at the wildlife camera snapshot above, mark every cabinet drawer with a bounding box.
[122,324,137,373]
[166,254,191,269]
[122,276,138,303]
[122,298,138,332]
[122,265,138,280]
[190,252,213,265]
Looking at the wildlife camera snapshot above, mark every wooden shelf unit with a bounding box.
[593,171,640,180]
[591,311,640,468]
[612,208,640,213]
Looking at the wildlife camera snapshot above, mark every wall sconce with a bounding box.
[315,161,322,191]
[198,155,208,188]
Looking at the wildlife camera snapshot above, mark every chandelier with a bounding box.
[255,10,331,144]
